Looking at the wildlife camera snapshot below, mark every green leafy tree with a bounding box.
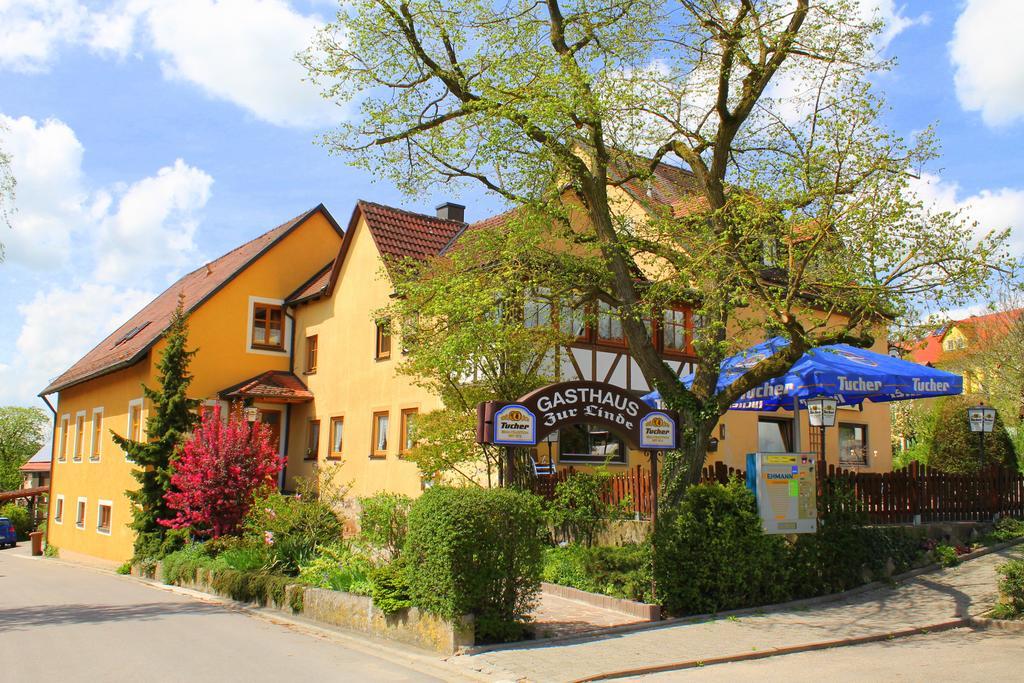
[112,295,199,557]
[928,394,1016,474]
[0,406,48,491]
[384,225,576,486]
[305,0,1012,504]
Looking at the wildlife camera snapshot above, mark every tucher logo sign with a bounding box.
[492,405,536,445]
[477,381,678,450]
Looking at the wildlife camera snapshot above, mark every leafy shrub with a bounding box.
[654,479,790,616]
[135,526,190,561]
[219,543,270,572]
[209,568,292,608]
[243,492,344,575]
[991,517,1024,542]
[359,493,412,559]
[933,544,961,568]
[297,542,372,595]
[44,543,59,558]
[116,562,133,575]
[1,503,31,540]
[543,543,652,603]
[369,561,413,615]
[547,470,623,546]
[161,543,217,585]
[994,559,1024,619]
[928,395,1016,473]
[404,486,545,642]
[162,404,282,538]
[788,483,922,596]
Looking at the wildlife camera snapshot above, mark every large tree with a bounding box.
[112,295,199,557]
[305,0,1013,503]
[0,406,48,491]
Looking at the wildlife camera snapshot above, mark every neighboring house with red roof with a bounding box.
[20,444,51,490]
[39,159,894,565]
[909,309,1023,393]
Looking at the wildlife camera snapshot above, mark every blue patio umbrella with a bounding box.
[641,337,962,411]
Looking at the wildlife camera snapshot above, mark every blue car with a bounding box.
[0,517,17,548]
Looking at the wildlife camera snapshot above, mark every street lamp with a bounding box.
[967,403,997,468]
[806,397,838,466]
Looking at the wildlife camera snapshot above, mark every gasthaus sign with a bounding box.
[477,381,679,449]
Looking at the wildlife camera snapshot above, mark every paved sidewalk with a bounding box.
[454,545,1023,683]
[532,592,648,639]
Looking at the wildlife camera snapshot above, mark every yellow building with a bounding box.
[42,168,892,565]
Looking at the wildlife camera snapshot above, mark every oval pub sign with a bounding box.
[477,381,678,450]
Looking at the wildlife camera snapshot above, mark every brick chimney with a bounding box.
[435,202,466,223]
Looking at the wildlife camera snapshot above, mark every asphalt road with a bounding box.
[0,545,451,683]
[636,627,1024,682]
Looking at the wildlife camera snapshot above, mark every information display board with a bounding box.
[745,452,817,534]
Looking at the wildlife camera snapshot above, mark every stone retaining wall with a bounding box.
[131,562,473,654]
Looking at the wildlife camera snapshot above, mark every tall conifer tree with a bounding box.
[113,294,199,557]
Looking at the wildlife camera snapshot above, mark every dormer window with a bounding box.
[252,303,284,350]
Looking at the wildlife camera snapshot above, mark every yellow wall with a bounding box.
[47,210,342,564]
[289,215,441,497]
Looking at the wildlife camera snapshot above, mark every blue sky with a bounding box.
[1,0,1022,410]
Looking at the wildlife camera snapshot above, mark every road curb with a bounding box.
[568,619,972,682]
[462,536,1024,656]
[968,616,1024,633]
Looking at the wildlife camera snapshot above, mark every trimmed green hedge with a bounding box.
[542,543,652,603]
[404,486,545,642]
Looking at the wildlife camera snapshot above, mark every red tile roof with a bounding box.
[285,261,334,304]
[359,200,466,263]
[41,205,339,396]
[219,370,313,403]
[19,461,50,473]
[910,309,1023,365]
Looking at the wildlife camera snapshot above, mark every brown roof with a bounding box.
[613,157,706,217]
[359,200,466,262]
[285,261,334,305]
[219,370,313,403]
[41,205,341,396]
[19,461,50,473]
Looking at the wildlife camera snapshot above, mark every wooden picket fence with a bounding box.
[700,460,1024,524]
[530,460,1024,524]
[530,465,654,517]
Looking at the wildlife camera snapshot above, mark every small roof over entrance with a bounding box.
[219,371,313,404]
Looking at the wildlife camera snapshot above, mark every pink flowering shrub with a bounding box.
[161,405,283,538]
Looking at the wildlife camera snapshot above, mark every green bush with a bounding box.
[994,559,1024,619]
[243,492,344,575]
[135,527,190,561]
[404,486,545,642]
[161,543,217,585]
[933,544,961,568]
[991,517,1024,542]
[116,561,132,575]
[209,568,293,608]
[0,503,32,540]
[359,493,412,559]
[542,543,652,603]
[369,561,413,615]
[297,542,372,595]
[547,470,623,546]
[788,483,922,597]
[653,479,790,616]
[928,395,1016,473]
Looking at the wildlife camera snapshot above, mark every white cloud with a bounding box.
[144,0,343,127]
[95,158,213,281]
[910,172,1024,258]
[858,0,930,51]
[950,0,1024,127]
[0,1,342,128]
[0,114,89,268]
[0,0,89,73]
[0,113,214,405]
[0,283,156,405]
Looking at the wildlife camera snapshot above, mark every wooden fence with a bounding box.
[531,461,1024,524]
[531,465,654,517]
[700,460,1024,524]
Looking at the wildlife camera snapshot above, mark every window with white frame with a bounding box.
[75,497,87,529]
[90,408,104,461]
[54,495,64,524]
[73,411,86,462]
[58,414,70,462]
[126,399,144,459]
[97,501,112,534]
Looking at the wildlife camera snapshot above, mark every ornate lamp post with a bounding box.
[967,403,997,469]
[806,397,838,466]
